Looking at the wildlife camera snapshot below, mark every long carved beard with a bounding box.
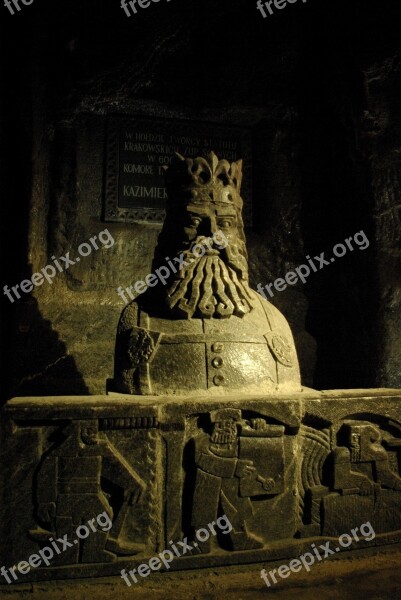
[165,255,253,319]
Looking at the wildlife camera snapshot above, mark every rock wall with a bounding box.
[1,0,400,399]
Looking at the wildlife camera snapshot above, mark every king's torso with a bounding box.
[114,291,301,396]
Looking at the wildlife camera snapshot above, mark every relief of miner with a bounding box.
[114,151,301,396]
[311,420,401,536]
[333,421,401,495]
[30,420,146,564]
[191,408,286,552]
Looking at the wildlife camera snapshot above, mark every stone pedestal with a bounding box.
[1,389,401,584]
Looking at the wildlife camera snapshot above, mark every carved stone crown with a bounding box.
[164,151,243,208]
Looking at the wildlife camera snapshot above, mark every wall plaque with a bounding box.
[104,116,252,225]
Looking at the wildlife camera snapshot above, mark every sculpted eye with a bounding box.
[218,219,232,229]
[190,217,202,227]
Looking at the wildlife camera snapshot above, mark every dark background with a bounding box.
[1,0,401,402]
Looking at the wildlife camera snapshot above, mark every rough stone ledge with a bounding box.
[1,544,401,600]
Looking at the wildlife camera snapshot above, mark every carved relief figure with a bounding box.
[31,420,146,563]
[191,408,286,552]
[332,421,401,495]
[299,419,401,536]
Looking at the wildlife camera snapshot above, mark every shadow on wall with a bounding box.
[298,5,379,389]
[9,296,89,398]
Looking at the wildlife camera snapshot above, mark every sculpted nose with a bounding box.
[198,216,217,237]
[210,217,219,235]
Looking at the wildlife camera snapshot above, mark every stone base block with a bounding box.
[1,389,401,584]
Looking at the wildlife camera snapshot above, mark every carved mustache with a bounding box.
[182,239,247,278]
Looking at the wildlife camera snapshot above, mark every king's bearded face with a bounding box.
[165,204,253,319]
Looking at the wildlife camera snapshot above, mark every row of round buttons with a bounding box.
[211,343,224,386]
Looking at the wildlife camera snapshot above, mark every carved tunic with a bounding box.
[114,290,300,396]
